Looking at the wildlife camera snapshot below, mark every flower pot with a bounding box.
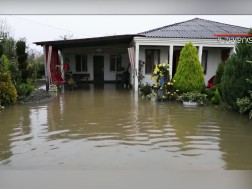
[183,101,198,107]
[151,96,157,102]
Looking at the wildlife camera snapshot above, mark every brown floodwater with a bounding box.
[0,84,252,170]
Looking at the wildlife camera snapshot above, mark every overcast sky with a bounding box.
[1,15,252,54]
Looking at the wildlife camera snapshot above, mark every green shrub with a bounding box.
[211,88,222,105]
[236,93,252,119]
[16,81,35,97]
[236,73,252,119]
[8,58,21,85]
[173,42,205,93]
[214,61,225,85]
[178,91,207,105]
[204,88,215,100]
[36,62,45,78]
[1,54,10,70]
[0,66,17,105]
[221,41,252,110]
[26,62,37,83]
[1,37,16,60]
[140,83,152,97]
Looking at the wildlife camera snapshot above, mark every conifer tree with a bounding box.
[16,40,28,82]
[221,32,252,110]
[173,42,205,93]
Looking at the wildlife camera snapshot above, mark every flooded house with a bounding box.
[34,18,249,91]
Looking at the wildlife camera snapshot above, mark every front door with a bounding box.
[93,56,104,83]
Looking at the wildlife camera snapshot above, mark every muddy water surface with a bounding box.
[0,84,252,170]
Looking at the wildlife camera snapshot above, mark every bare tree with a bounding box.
[0,18,13,38]
[58,33,74,40]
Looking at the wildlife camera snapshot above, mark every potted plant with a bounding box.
[146,92,157,102]
[178,91,207,107]
[48,84,58,92]
[67,77,77,90]
[139,83,152,97]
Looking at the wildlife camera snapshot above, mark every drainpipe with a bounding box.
[134,44,139,92]
[43,45,49,91]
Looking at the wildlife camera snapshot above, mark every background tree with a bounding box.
[2,37,16,59]
[58,33,74,40]
[0,43,3,57]
[0,19,12,39]
[0,19,16,59]
[173,42,205,93]
[8,57,21,86]
[16,39,28,82]
[221,31,252,110]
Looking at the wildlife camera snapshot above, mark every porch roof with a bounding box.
[34,34,144,50]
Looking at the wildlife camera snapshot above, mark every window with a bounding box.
[110,55,122,71]
[75,55,87,72]
[201,50,208,74]
[145,49,160,74]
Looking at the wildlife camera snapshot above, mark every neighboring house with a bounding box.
[34,18,250,91]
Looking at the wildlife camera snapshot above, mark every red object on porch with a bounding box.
[63,63,70,71]
[46,46,64,86]
[207,76,215,89]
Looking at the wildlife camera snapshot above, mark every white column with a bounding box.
[198,45,203,65]
[59,50,65,92]
[43,45,49,90]
[134,44,139,92]
[231,46,236,54]
[59,50,64,80]
[169,45,174,79]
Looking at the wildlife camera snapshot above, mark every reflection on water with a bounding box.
[0,84,252,170]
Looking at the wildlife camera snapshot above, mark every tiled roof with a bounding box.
[139,18,250,39]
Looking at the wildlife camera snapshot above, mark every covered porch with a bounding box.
[34,34,142,90]
[133,37,236,87]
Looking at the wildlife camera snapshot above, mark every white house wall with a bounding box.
[139,46,170,86]
[138,45,225,87]
[204,47,222,85]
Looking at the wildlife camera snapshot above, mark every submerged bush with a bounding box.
[173,42,205,93]
[236,72,252,119]
[214,61,225,85]
[16,81,35,97]
[236,93,252,119]
[140,83,152,97]
[211,88,222,105]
